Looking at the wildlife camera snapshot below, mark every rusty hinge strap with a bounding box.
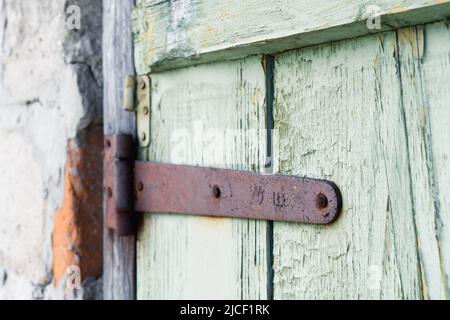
[134,162,342,225]
[105,134,342,235]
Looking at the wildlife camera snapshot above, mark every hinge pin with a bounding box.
[104,134,137,236]
[124,75,136,112]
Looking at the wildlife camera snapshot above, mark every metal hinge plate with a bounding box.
[124,75,150,147]
[104,134,342,236]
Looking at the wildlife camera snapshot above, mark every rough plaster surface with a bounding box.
[0,0,102,299]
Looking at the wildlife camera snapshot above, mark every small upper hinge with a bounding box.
[104,134,137,236]
[123,75,151,148]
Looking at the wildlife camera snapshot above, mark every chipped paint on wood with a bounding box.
[273,30,422,300]
[133,0,450,73]
[137,56,270,299]
[272,21,450,300]
[133,1,450,299]
[397,22,450,300]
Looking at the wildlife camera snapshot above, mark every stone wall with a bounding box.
[0,0,103,299]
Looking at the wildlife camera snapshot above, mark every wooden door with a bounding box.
[129,0,450,300]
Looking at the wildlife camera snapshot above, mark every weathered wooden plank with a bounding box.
[133,0,450,73]
[103,0,136,300]
[397,22,450,299]
[273,31,422,299]
[137,56,270,299]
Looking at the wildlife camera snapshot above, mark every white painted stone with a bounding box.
[0,0,102,299]
[0,133,49,284]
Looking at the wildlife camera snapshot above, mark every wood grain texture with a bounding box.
[103,0,136,300]
[131,2,450,300]
[137,56,270,299]
[273,31,423,299]
[397,22,450,299]
[132,0,450,73]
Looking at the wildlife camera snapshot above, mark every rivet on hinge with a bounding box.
[123,75,150,147]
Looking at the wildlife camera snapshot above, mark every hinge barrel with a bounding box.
[104,134,137,235]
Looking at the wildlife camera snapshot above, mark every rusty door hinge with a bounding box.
[104,134,343,236]
[104,134,137,235]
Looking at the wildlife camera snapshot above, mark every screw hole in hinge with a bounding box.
[137,182,144,192]
[105,139,112,149]
[106,187,113,198]
[212,185,221,199]
[139,79,146,90]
